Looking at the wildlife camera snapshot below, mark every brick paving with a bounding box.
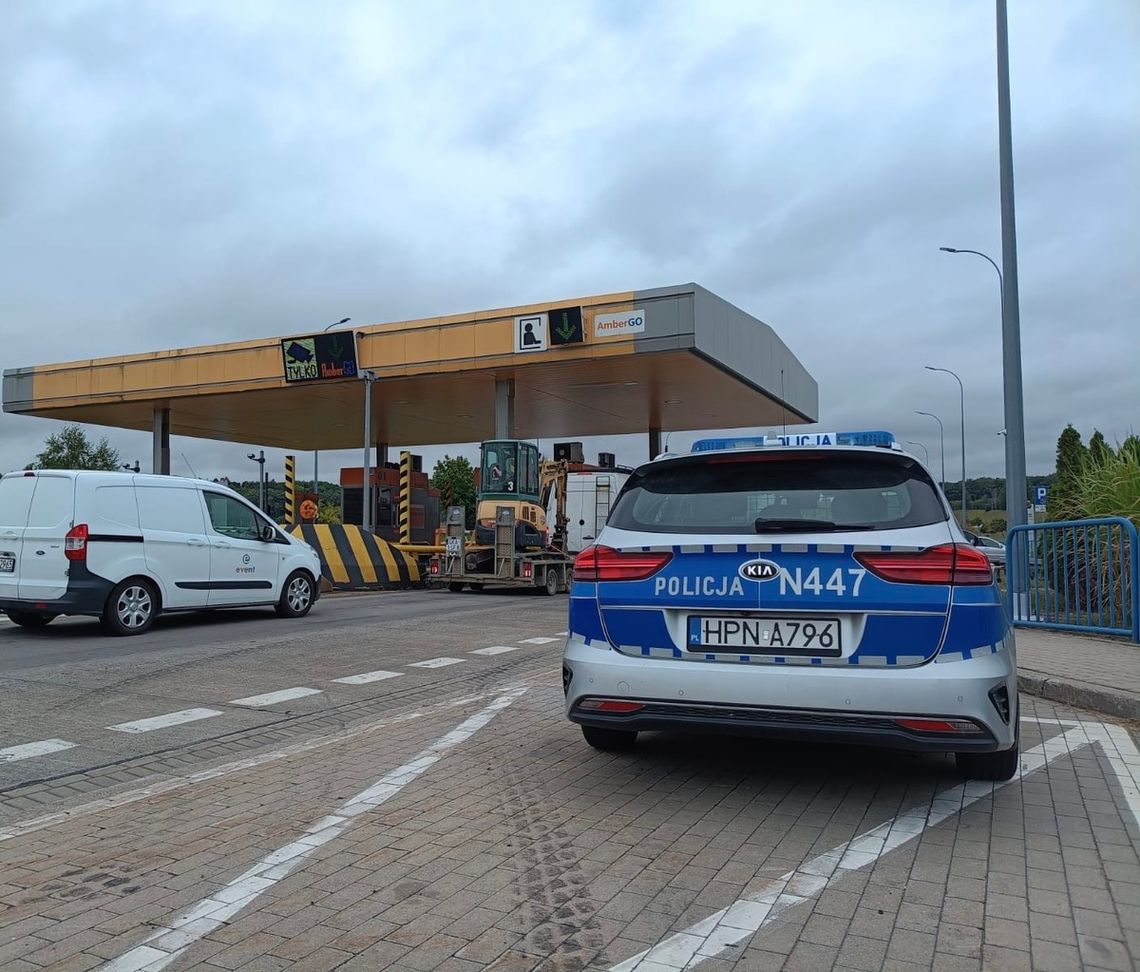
[0,678,1135,970]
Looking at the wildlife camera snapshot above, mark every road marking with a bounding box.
[470,645,520,656]
[609,716,1140,971]
[330,670,403,685]
[519,636,559,644]
[106,708,223,734]
[408,657,463,668]
[96,688,528,972]
[556,630,568,636]
[0,739,77,763]
[227,687,322,707]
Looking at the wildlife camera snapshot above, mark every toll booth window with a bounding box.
[205,493,262,540]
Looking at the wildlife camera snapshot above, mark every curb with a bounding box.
[1019,670,1140,722]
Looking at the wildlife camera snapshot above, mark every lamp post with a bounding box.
[246,450,266,510]
[915,411,946,490]
[904,440,930,466]
[361,370,378,533]
[925,366,967,525]
[313,319,350,507]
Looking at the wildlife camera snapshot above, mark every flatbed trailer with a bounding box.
[429,506,573,595]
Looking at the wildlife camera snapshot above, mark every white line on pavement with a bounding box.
[408,657,463,668]
[470,645,520,656]
[609,716,1140,971]
[519,636,559,644]
[330,670,404,685]
[96,687,528,972]
[106,709,223,734]
[0,739,77,763]
[227,687,322,707]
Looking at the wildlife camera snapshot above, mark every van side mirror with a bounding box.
[260,524,277,542]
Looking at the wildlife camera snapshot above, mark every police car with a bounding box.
[562,431,1018,780]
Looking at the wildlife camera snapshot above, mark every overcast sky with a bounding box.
[1,0,1137,486]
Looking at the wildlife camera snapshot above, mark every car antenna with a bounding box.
[181,452,199,478]
[780,369,787,437]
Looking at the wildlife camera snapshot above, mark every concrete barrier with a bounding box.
[287,524,421,590]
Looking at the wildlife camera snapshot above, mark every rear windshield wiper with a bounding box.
[754,517,875,533]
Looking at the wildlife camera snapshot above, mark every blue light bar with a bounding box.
[690,430,895,453]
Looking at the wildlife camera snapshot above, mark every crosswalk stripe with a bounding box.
[228,687,323,707]
[470,646,520,656]
[331,671,404,685]
[0,739,77,763]
[408,657,464,669]
[107,709,223,734]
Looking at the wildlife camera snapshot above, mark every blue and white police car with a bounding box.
[563,431,1018,780]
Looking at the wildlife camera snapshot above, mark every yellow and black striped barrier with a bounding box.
[399,450,412,544]
[287,524,421,590]
[284,454,296,524]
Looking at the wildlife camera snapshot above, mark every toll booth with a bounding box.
[339,460,440,543]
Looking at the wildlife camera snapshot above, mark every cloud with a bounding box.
[1,0,1136,489]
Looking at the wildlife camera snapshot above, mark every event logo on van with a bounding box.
[593,308,646,339]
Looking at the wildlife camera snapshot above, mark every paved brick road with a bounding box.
[0,594,1138,970]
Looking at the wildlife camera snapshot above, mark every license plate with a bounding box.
[0,557,14,573]
[688,615,841,655]
[446,537,461,555]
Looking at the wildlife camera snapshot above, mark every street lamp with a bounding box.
[247,450,266,510]
[314,318,350,500]
[323,317,351,331]
[925,365,967,524]
[915,411,946,489]
[360,370,379,533]
[904,440,930,466]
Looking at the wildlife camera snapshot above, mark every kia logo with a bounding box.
[739,559,781,582]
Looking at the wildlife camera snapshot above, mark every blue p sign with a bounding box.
[1034,486,1048,504]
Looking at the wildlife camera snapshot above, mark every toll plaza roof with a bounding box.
[3,283,817,450]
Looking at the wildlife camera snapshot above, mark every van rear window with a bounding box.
[606,452,947,535]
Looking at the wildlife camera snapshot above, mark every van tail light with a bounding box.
[65,523,89,562]
[573,545,673,582]
[855,543,992,586]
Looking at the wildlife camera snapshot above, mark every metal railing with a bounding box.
[1007,517,1139,642]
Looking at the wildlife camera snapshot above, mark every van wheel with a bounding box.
[276,571,315,618]
[956,741,1019,781]
[5,610,57,628]
[582,725,638,751]
[103,579,158,636]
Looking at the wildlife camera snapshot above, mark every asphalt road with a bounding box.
[1,591,1137,971]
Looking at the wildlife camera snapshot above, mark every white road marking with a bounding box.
[227,687,322,707]
[556,630,569,636]
[0,739,77,763]
[470,645,520,656]
[408,657,463,668]
[96,688,527,972]
[519,636,559,644]
[107,709,223,734]
[330,670,403,685]
[609,716,1140,971]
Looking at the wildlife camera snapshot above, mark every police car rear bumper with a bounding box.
[563,637,1016,752]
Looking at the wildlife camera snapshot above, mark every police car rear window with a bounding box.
[607,453,947,535]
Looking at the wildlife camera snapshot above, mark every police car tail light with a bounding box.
[64,523,89,562]
[855,543,992,586]
[895,718,982,734]
[573,545,673,582]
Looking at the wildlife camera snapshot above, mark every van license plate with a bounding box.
[688,616,841,655]
[0,557,14,573]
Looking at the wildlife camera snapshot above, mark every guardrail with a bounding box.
[1007,517,1139,642]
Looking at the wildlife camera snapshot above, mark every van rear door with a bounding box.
[0,474,37,603]
[15,474,75,602]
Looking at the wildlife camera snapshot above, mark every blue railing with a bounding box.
[1007,517,1139,642]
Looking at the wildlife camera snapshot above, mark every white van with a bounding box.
[0,470,323,635]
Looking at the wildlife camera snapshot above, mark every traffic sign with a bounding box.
[514,313,548,353]
[1033,484,1048,513]
[281,333,359,383]
[548,306,583,345]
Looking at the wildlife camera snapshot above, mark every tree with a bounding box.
[29,424,121,471]
[1049,424,1087,520]
[430,455,476,527]
[1088,429,1112,466]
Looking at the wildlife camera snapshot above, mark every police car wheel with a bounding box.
[956,741,1019,781]
[582,725,637,751]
